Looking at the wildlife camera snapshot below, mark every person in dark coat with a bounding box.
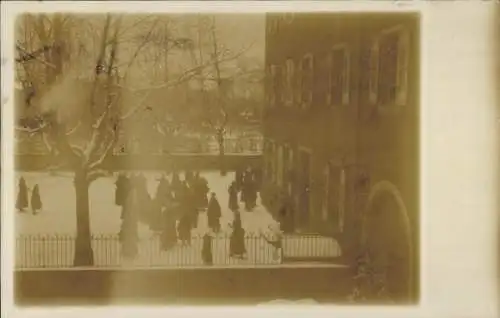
[16,177,29,212]
[184,182,199,229]
[228,181,239,211]
[207,192,222,233]
[202,233,213,266]
[155,174,171,207]
[135,173,152,224]
[229,211,246,258]
[160,207,178,251]
[30,184,42,215]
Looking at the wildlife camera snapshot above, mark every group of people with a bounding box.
[114,170,216,259]
[113,168,263,265]
[16,177,42,215]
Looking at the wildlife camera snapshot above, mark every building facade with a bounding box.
[261,13,420,301]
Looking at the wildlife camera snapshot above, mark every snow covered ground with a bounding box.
[15,171,273,236]
[14,170,341,268]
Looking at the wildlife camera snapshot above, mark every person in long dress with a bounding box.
[207,192,222,233]
[16,177,28,212]
[229,211,246,259]
[228,181,239,211]
[30,184,42,215]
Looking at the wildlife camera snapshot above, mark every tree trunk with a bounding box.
[217,131,226,176]
[73,170,94,266]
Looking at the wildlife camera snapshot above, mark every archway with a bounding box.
[361,180,413,302]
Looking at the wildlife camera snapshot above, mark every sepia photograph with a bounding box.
[10,10,420,305]
[2,1,497,315]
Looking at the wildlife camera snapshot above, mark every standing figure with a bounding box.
[207,192,222,233]
[229,211,246,259]
[115,173,127,207]
[16,177,28,212]
[177,213,192,245]
[195,172,209,209]
[171,172,182,198]
[160,207,178,251]
[228,181,239,211]
[235,169,244,191]
[136,173,152,224]
[30,184,42,215]
[202,233,213,266]
[155,174,171,207]
[243,171,257,211]
[184,182,199,229]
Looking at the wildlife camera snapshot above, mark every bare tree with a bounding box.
[15,14,250,266]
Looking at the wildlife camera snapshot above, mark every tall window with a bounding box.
[300,54,314,109]
[369,27,410,106]
[329,45,350,106]
[322,164,346,233]
[285,59,295,106]
[276,144,284,187]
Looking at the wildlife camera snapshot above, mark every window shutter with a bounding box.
[396,29,410,106]
[369,39,379,104]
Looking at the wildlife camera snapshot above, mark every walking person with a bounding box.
[229,211,246,259]
[16,176,28,212]
[207,192,222,233]
[30,184,42,215]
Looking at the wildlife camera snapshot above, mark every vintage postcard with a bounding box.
[1,1,498,318]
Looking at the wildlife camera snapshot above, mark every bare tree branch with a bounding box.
[122,18,159,80]
[65,121,81,135]
[15,44,57,69]
[117,45,251,93]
